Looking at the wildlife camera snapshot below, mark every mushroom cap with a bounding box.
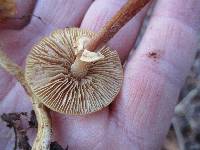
[0,0,16,21]
[25,28,123,115]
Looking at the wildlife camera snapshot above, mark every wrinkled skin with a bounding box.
[0,0,200,150]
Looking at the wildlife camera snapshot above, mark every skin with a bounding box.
[0,0,200,149]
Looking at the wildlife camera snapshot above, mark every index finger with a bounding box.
[115,0,200,148]
[81,0,150,62]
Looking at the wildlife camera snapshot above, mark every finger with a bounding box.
[81,0,150,62]
[115,0,200,149]
[31,0,93,29]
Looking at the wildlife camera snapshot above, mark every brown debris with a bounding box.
[50,141,68,150]
[18,130,31,150]
[1,112,31,150]
[147,51,160,60]
[28,110,38,128]
[1,112,27,128]
[148,52,157,58]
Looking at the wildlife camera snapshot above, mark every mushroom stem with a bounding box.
[71,55,89,79]
[85,0,152,51]
[32,97,52,150]
[71,0,151,77]
[0,50,31,95]
[0,49,52,150]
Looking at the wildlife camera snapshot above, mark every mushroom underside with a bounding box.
[25,28,123,115]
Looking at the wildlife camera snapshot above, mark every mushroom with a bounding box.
[0,0,37,30]
[0,0,16,22]
[25,28,123,115]
[25,0,151,115]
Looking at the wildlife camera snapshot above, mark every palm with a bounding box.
[0,0,199,150]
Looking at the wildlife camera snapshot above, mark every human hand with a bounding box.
[0,0,200,149]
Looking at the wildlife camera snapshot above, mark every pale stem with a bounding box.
[32,96,52,150]
[0,49,52,150]
[70,54,89,79]
[71,0,152,78]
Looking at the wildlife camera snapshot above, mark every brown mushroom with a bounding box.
[0,0,16,22]
[25,28,123,115]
